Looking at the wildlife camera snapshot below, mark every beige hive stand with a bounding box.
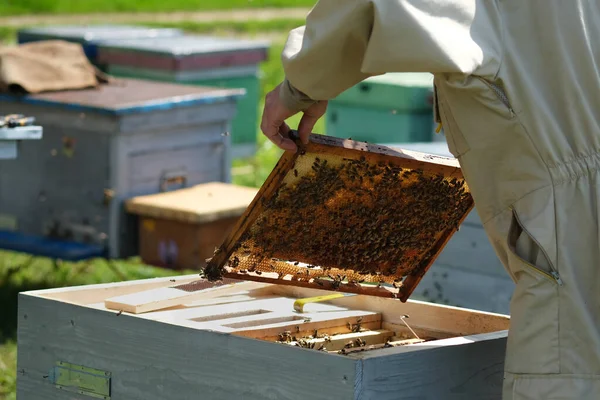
[126,182,258,269]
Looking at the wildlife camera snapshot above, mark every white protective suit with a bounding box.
[278,1,600,399]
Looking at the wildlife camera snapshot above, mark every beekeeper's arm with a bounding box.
[260,0,503,150]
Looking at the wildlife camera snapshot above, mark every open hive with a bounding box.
[205,132,474,301]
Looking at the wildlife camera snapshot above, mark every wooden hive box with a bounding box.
[17,275,510,400]
[125,182,259,270]
[0,79,243,260]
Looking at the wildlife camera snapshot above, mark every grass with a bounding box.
[0,0,314,16]
[0,341,16,400]
[0,17,327,399]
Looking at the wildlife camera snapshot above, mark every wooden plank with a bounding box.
[27,274,203,305]
[104,280,265,314]
[239,314,381,341]
[286,330,395,352]
[268,285,510,336]
[17,295,358,400]
[333,339,425,355]
[354,332,507,400]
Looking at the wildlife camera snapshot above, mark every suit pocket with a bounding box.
[503,208,560,374]
[508,208,562,285]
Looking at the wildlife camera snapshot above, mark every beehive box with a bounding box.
[17,274,510,400]
[0,79,243,259]
[16,25,183,71]
[96,35,270,158]
[326,73,435,144]
[125,182,259,270]
[383,142,514,314]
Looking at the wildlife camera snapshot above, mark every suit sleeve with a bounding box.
[279,0,503,112]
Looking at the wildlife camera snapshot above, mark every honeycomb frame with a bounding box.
[205,133,474,301]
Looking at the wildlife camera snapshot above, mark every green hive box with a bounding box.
[97,35,270,159]
[326,73,435,144]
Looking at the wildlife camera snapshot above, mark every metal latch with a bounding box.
[49,361,111,399]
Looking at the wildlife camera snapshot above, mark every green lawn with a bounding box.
[0,0,314,15]
[0,18,326,400]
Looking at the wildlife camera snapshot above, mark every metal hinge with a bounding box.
[49,361,111,399]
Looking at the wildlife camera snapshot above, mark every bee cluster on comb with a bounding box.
[205,133,474,301]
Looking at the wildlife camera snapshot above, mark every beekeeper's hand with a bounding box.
[260,81,328,151]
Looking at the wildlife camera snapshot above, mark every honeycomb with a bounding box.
[205,133,473,300]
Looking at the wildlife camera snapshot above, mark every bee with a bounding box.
[294,169,299,177]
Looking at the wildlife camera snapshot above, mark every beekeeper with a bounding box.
[260,1,600,399]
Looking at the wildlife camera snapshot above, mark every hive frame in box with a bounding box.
[17,274,510,400]
[206,133,474,302]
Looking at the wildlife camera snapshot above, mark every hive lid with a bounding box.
[205,132,474,301]
[17,25,183,44]
[0,79,244,115]
[96,35,270,72]
[125,182,259,224]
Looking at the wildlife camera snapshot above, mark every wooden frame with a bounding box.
[206,133,475,302]
[18,274,509,399]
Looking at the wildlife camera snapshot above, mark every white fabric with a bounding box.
[279,1,600,399]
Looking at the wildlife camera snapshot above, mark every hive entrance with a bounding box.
[206,133,474,301]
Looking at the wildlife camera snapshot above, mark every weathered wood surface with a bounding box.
[17,295,357,400]
[355,332,507,400]
[18,276,510,400]
[104,280,264,313]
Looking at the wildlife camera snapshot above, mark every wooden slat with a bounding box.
[267,285,510,337]
[28,274,203,305]
[332,338,425,355]
[233,312,381,340]
[104,280,265,314]
[285,329,395,352]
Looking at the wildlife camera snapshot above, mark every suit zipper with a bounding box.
[510,207,563,286]
[477,77,515,116]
